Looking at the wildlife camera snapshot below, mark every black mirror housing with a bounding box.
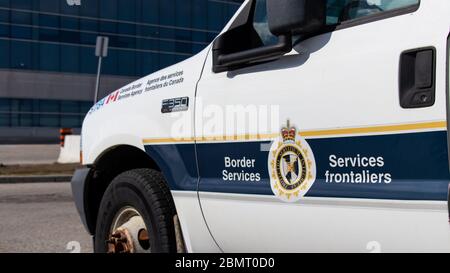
[212,0,326,73]
[267,0,326,36]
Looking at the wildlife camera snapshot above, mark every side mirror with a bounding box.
[213,0,326,73]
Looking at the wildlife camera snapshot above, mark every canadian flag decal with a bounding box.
[106,91,120,104]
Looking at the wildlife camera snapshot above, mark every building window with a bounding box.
[0,98,91,128]
[0,0,243,77]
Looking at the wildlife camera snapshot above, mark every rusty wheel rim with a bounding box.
[107,206,151,253]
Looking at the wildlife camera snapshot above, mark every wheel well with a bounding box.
[84,145,162,235]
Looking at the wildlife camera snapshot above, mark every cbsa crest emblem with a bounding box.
[268,121,316,202]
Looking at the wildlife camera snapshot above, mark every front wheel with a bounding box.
[94,169,177,253]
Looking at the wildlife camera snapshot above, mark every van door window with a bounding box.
[250,0,420,44]
[326,0,420,24]
[214,0,420,72]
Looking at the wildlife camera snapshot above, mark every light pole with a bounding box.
[94,36,109,104]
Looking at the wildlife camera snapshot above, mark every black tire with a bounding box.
[94,168,177,253]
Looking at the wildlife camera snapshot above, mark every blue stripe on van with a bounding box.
[145,130,450,201]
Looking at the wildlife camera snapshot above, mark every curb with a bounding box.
[0,175,72,184]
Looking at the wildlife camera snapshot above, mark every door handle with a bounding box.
[399,47,436,108]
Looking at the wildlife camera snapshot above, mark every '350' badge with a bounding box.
[268,121,316,202]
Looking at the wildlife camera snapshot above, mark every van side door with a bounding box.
[195,0,450,252]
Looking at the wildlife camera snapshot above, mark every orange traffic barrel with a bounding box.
[60,128,73,147]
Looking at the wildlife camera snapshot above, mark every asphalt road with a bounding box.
[0,182,92,253]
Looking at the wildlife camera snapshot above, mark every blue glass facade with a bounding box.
[0,0,242,133]
[0,98,92,128]
[0,0,242,76]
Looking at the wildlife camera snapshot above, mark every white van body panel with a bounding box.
[200,193,449,253]
[82,47,210,165]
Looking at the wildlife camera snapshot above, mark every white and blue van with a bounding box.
[71,0,450,253]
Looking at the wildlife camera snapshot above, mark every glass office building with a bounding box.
[0,0,242,143]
